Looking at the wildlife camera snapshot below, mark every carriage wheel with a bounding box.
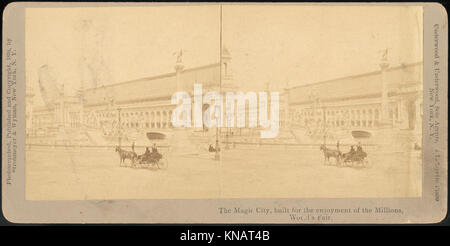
[157,158,168,169]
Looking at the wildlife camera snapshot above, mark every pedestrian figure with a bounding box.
[208,144,215,152]
[215,140,221,152]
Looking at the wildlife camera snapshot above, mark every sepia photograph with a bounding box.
[24,5,423,200]
[2,2,447,224]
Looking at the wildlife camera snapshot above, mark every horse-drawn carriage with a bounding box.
[115,132,169,169]
[320,144,369,167]
[340,146,368,167]
[135,145,168,169]
[320,130,371,168]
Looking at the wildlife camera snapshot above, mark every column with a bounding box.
[364,109,369,127]
[174,51,184,92]
[358,110,362,127]
[371,108,375,127]
[167,110,172,128]
[163,110,167,128]
[79,90,85,129]
[399,99,409,129]
[345,109,350,127]
[415,98,422,131]
[151,112,154,128]
[380,59,390,125]
[60,84,65,128]
[284,89,290,128]
[158,111,162,128]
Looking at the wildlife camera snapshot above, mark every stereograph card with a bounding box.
[2,2,448,223]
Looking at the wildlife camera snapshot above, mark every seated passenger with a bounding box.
[152,144,158,153]
[350,145,355,152]
[357,145,363,153]
[356,145,367,158]
[349,146,356,157]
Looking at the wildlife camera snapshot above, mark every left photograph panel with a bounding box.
[25,6,221,200]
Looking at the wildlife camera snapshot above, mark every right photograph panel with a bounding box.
[220,5,423,198]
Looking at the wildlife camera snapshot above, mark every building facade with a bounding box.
[28,49,233,142]
[285,61,423,147]
[27,50,423,148]
[286,62,422,130]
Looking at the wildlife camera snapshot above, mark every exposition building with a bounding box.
[26,49,423,151]
[285,60,423,150]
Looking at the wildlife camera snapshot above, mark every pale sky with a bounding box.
[26,4,423,106]
[26,6,221,106]
[223,5,423,90]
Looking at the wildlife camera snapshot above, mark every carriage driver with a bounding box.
[349,145,356,157]
[139,147,151,162]
[209,144,215,152]
[357,142,363,153]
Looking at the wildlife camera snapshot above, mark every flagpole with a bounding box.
[215,4,222,161]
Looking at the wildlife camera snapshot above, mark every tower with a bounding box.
[59,83,65,128]
[283,80,291,128]
[379,49,390,126]
[174,49,184,92]
[77,84,85,129]
[221,47,234,89]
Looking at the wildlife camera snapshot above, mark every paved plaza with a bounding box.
[26,146,422,200]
